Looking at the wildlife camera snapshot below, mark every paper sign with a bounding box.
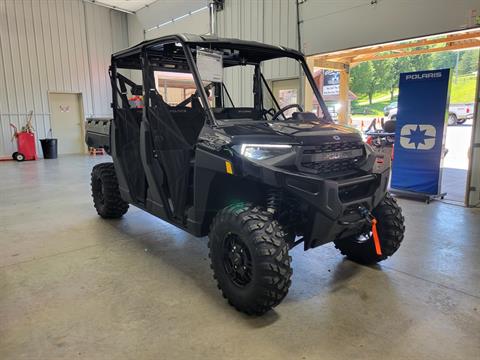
[323,70,339,96]
[196,48,223,83]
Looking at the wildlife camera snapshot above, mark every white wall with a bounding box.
[301,0,480,55]
[127,13,145,46]
[217,0,300,106]
[0,0,128,157]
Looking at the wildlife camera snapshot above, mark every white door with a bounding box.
[49,93,84,154]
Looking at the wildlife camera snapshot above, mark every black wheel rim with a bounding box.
[223,233,253,287]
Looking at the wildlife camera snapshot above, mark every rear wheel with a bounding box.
[208,204,292,315]
[334,194,405,264]
[91,162,129,218]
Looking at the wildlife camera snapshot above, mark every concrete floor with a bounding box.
[1,155,479,360]
[441,167,467,203]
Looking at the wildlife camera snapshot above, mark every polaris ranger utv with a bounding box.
[86,34,405,315]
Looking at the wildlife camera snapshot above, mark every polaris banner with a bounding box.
[391,69,451,196]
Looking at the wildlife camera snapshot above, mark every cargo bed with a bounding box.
[85,117,111,153]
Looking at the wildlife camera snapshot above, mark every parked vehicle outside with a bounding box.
[384,101,474,125]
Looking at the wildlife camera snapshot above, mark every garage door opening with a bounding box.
[308,29,480,206]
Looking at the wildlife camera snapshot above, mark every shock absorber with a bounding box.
[266,189,282,214]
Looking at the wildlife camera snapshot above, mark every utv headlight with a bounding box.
[240,144,292,160]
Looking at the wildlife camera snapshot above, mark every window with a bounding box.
[154,71,197,107]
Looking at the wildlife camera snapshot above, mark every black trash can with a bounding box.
[40,138,58,159]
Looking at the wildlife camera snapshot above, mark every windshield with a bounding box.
[193,45,331,122]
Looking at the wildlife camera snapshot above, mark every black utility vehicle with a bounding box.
[86,34,405,315]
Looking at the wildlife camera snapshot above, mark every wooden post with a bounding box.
[338,66,350,125]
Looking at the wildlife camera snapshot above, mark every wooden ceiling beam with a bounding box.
[350,40,480,64]
[313,30,480,63]
[313,59,350,71]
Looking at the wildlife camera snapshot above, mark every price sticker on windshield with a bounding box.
[196,48,223,83]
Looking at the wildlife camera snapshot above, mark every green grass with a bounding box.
[351,74,477,116]
[450,74,477,104]
[351,91,397,116]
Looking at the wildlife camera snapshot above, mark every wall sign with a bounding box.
[323,70,339,96]
[391,69,451,198]
[59,105,70,112]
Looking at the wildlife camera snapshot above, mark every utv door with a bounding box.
[140,43,206,221]
[110,65,147,206]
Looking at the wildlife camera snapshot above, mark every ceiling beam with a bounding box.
[315,30,480,63]
[313,59,350,70]
[350,40,480,65]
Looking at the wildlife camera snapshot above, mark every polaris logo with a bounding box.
[400,124,436,150]
[405,72,442,81]
[332,135,341,141]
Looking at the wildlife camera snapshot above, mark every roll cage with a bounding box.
[108,34,332,228]
[111,33,332,126]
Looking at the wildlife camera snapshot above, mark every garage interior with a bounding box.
[1,1,480,359]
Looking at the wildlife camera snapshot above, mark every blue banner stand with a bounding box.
[390,69,451,203]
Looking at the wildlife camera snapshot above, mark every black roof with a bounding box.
[112,33,304,61]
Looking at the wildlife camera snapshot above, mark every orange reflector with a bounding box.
[225,161,233,175]
[371,218,382,256]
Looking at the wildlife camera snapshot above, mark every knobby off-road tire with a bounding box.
[208,204,292,315]
[334,193,405,265]
[91,162,129,218]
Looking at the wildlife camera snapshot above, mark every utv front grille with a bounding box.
[299,141,365,175]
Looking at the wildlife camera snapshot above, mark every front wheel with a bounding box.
[91,163,129,218]
[334,193,405,265]
[208,204,292,315]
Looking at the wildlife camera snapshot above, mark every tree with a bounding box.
[369,60,390,104]
[432,51,458,70]
[350,62,374,101]
[408,54,433,71]
[458,49,479,75]
[382,59,401,100]
[350,52,435,104]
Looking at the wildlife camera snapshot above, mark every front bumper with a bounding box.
[242,160,390,249]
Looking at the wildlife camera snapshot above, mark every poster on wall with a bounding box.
[323,70,339,96]
[390,69,451,201]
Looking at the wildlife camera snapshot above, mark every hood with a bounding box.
[217,120,363,146]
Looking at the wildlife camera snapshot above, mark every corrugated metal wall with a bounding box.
[216,0,299,106]
[0,0,128,157]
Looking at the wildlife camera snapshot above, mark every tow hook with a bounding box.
[359,206,382,256]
